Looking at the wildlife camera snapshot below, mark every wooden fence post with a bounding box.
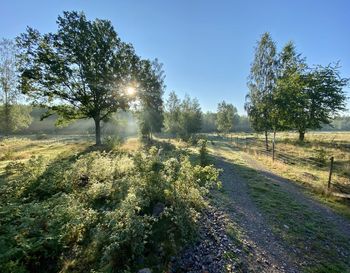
[272,130,276,161]
[327,156,334,190]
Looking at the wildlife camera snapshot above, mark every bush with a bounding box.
[314,148,328,166]
[0,146,221,273]
[198,139,209,166]
[104,135,124,150]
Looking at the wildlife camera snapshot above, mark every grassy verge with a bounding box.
[251,152,350,220]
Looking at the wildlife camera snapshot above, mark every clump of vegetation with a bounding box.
[103,135,124,150]
[314,148,328,166]
[164,91,202,141]
[198,138,210,166]
[0,146,220,272]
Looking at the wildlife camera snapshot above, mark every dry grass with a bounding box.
[227,132,350,193]
[0,137,91,175]
[205,135,350,220]
[120,137,141,152]
[211,132,350,219]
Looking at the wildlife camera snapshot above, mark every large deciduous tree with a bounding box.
[0,38,31,135]
[286,64,347,141]
[17,11,139,145]
[245,32,278,150]
[275,42,348,141]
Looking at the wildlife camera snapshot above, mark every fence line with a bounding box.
[228,136,350,197]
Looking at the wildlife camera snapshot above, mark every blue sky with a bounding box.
[1,0,349,114]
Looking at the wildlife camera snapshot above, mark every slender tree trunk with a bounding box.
[299,131,305,142]
[264,130,269,151]
[4,85,11,136]
[272,130,276,161]
[94,117,101,145]
[4,103,11,136]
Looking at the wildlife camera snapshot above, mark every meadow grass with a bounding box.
[221,132,350,216]
[0,136,92,175]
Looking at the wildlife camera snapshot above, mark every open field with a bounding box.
[226,132,350,194]
[215,132,350,219]
[0,136,93,175]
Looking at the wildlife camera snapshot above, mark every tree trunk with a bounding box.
[299,131,305,142]
[4,103,11,136]
[4,85,10,136]
[272,130,276,161]
[94,118,101,145]
[264,130,269,151]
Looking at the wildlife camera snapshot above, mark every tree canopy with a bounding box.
[245,32,278,149]
[246,33,349,142]
[136,59,165,139]
[17,11,140,144]
[0,38,32,135]
[216,101,236,135]
[164,92,202,140]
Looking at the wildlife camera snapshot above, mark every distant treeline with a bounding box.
[201,111,252,133]
[7,106,350,137]
[12,107,137,137]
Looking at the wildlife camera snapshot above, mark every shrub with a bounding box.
[0,146,221,273]
[104,135,124,150]
[198,139,209,166]
[314,148,328,166]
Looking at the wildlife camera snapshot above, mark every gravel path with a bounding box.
[170,206,239,273]
[215,156,299,273]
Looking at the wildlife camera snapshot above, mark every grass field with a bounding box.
[212,131,350,219]
[228,132,350,192]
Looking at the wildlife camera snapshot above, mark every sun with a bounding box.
[126,86,136,96]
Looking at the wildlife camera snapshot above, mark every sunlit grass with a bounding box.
[120,137,141,152]
[0,137,91,175]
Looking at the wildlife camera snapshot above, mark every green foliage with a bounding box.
[275,42,348,140]
[314,148,328,166]
[136,59,165,139]
[245,32,277,134]
[198,138,209,166]
[0,104,32,134]
[246,34,348,142]
[216,101,237,134]
[201,111,217,133]
[104,135,124,150]
[164,92,202,140]
[0,39,32,135]
[17,11,139,145]
[0,146,220,272]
